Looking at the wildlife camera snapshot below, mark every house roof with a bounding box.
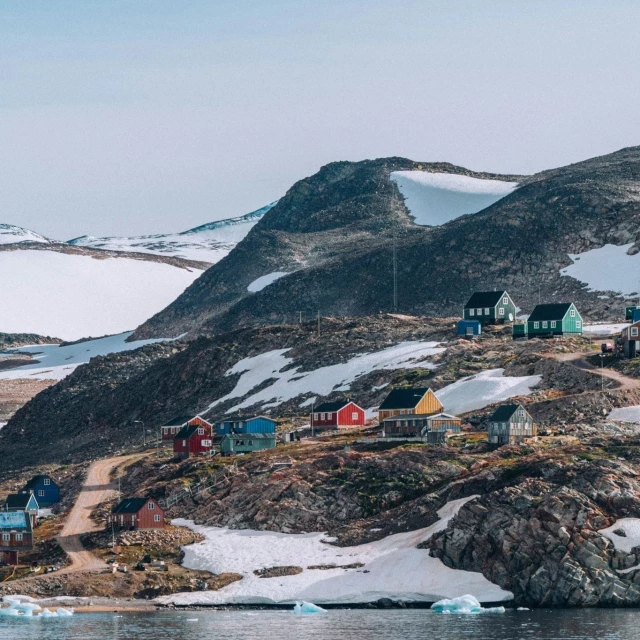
[112,497,158,514]
[464,291,507,309]
[489,404,525,422]
[427,413,462,421]
[314,401,354,412]
[175,424,202,439]
[5,493,38,510]
[383,412,460,422]
[0,511,29,529]
[221,433,276,440]
[528,303,574,322]
[218,415,278,424]
[22,475,55,491]
[378,388,433,410]
[163,415,194,427]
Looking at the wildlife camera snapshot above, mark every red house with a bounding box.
[311,400,366,429]
[173,422,213,459]
[161,415,212,441]
[107,497,165,531]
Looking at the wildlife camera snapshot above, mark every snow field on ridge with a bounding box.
[390,171,518,226]
[157,497,513,605]
[247,271,289,292]
[0,250,204,341]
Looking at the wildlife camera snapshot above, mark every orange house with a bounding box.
[377,388,443,421]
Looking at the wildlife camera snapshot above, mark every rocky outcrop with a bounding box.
[429,459,640,606]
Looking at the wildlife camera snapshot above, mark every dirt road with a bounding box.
[553,351,639,391]
[56,454,142,574]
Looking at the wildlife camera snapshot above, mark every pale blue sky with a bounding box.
[2,1,639,238]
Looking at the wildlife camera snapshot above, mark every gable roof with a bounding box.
[314,401,356,413]
[221,433,276,440]
[22,475,56,491]
[112,497,159,514]
[464,291,507,309]
[163,415,194,427]
[379,388,434,410]
[175,424,202,439]
[0,511,29,529]
[219,415,278,424]
[489,404,528,422]
[528,303,575,322]
[5,493,38,510]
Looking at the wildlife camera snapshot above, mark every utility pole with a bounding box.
[134,420,145,447]
[317,310,321,336]
[311,402,315,438]
[299,311,302,324]
[600,354,605,391]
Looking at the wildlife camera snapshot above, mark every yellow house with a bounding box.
[377,388,443,421]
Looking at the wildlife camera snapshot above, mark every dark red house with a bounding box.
[107,497,165,531]
[311,400,366,429]
[173,422,213,459]
[161,415,212,441]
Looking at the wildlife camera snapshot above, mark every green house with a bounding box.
[220,433,277,456]
[463,291,517,325]
[519,302,583,337]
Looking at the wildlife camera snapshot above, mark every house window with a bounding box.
[576,321,581,328]
[469,309,475,316]
[313,413,318,421]
[44,478,50,486]
[327,413,333,419]
[632,328,638,337]
[533,322,539,329]
[1,533,9,542]
[148,502,155,510]
[570,309,576,317]
[182,440,186,446]
[154,514,161,522]
[551,321,556,328]
[542,321,548,328]
[477,308,482,315]
[38,490,44,497]
[484,308,489,315]
[16,534,23,542]
[202,439,212,447]
[503,297,508,304]
[499,307,505,316]
[198,428,204,435]
[248,440,253,446]
[352,412,359,420]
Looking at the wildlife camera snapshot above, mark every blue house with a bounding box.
[19,475,60,507]
[215,416,277,437]
[457,319,481,337]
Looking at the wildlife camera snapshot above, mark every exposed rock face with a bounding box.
[134,147,640,340]
[429,459,640,606]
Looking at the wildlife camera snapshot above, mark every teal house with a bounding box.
[220,433,277,456]
[463,291,516,325]
[513,303,583,338]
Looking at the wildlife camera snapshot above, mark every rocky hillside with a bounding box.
[133,147,640,340]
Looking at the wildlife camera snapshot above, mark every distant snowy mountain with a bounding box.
[68,203,277,263]
[0,223,51,245]
[390,171,518,226]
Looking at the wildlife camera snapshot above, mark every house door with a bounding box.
[466,327,473,336]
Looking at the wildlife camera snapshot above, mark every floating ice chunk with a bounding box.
[293,601,327,614]
[56,607,74,616]
[517,607,530,611]
[431,594,505,614]
[0,597,73,618]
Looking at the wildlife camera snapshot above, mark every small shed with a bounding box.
[220,433,277,456]
[0,511,33,565]
[216,416,277,436]
[463,291,516,325]
[4,493,39,528]
[311,401,366,429]
[378,388,443,421]
[488,404,536,445]
[19,475,59,507]
[107,497,165,531]
[173,423,213,459]
[626,306,640,320]
[457,319,481,337]
[621,321,640,358]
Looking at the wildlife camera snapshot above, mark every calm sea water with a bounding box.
[1,608,639,640]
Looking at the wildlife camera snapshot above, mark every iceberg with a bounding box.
[431,594,505,614]
[293,601,327,614]
[0,596,73,617]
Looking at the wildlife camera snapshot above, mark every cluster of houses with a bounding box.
[0,474,60,565]
[457,290,584,339]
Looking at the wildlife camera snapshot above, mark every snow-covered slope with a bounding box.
[390,172,518,226]
[0,224,51,245]
[68,203,276,263]
[0,250,203,341]
[0,332,167,381]
[158,497,512,605]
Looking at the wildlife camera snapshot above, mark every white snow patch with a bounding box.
[607,406,640,424]
[0,422,6,432]
[0,224,50,245]
[207,341,445,414]
[435,368,541,415]
[157,496,512,605]
[583,323,629,335]
[600,519,640,553]
[299,396,317,408]
[0,249,204,340]
[390,172,517,226]
[561,244,640,296]
[0,332,167,381]
[247,272,289,293]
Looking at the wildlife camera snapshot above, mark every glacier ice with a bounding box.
[431,594,505,614]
